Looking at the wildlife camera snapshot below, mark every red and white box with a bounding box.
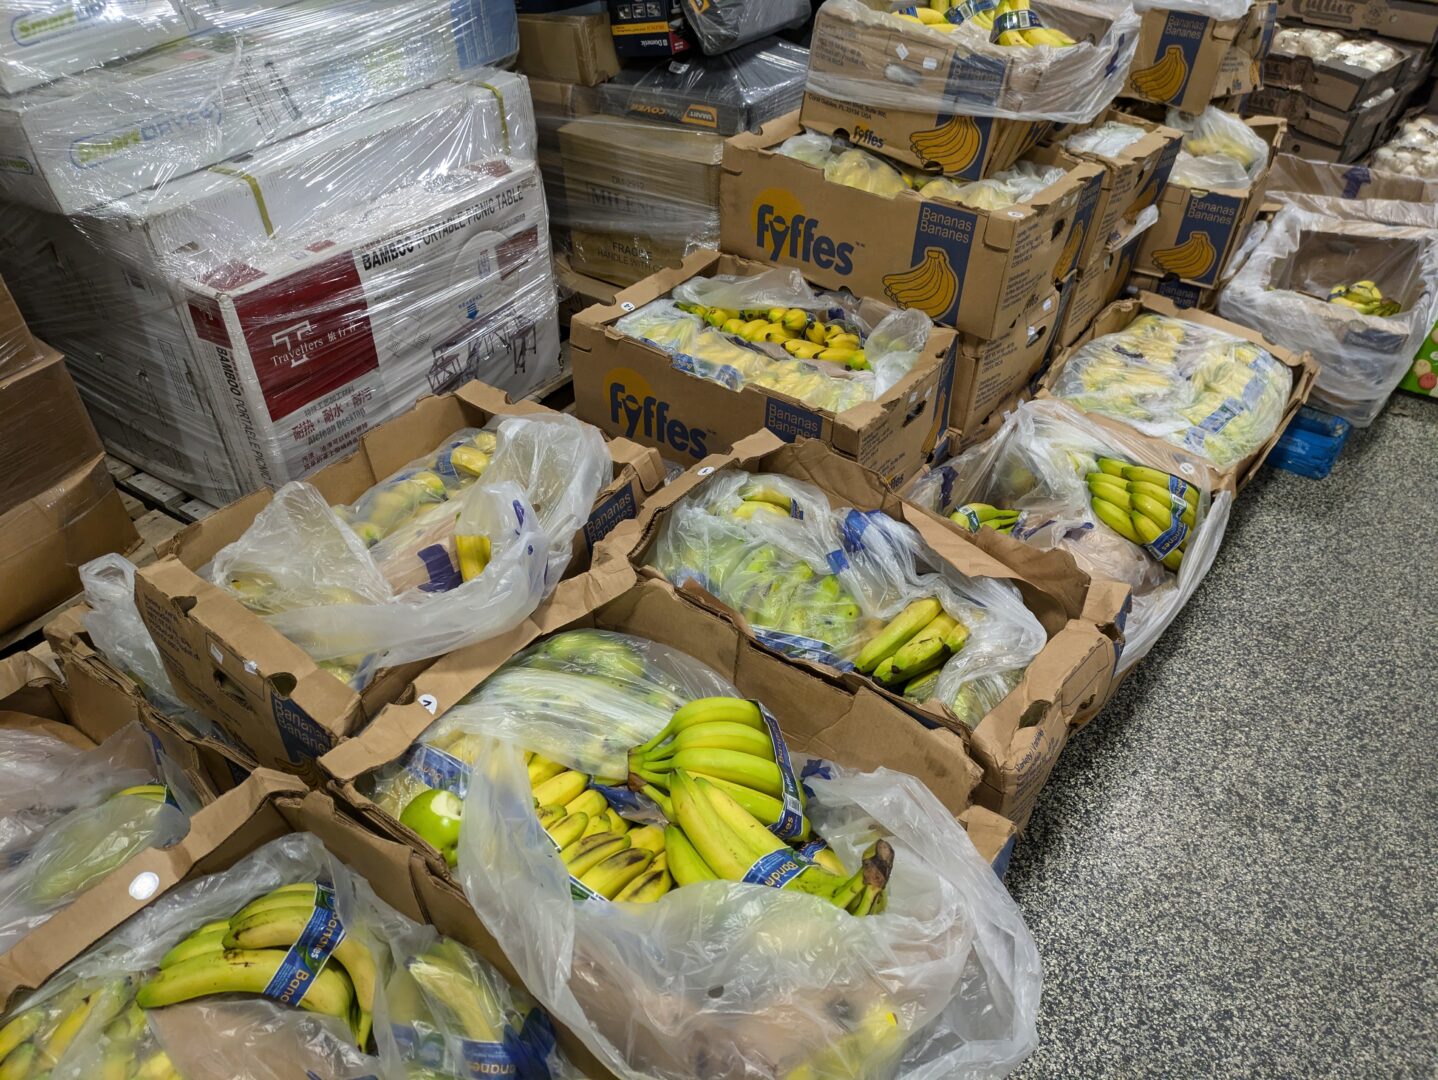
[171,159,561,489]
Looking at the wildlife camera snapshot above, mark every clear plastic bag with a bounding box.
[1064,120,1148,159]
[907,398,1230,672]
[919,159,1068,210]
[1218,204,1438,426]
[806,0,1140,125]
[1166,106,1269,188]
[365,630,741,820]
[206,413,611,686]
[678,0,811,55]
[615,266,932,413]
[1048,309,1294,466]
[0,724,196,956]
[453,732,1041,1079]
[80,554,216,739]
[648,470,1047,714]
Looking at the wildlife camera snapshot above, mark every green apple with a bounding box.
[399,789,463,867]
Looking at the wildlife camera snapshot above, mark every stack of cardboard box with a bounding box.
[0,2,565,507]
[1245,18,1436,162]
[0,276,136,636]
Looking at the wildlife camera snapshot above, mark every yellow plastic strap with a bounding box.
[207,165,276,236]
[478,82,511,153]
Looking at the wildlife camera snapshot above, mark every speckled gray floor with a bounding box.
[1007,394,1438,1079]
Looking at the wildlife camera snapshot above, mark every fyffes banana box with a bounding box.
[132,382,664,780]
[603,432,1126,831]
[1124,1,1277,113]
[570,250,959,488]
[1135,116,1284,292]
[720,111,1105,341]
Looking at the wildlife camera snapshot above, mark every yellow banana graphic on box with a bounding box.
[882,248,960,319]
[910,114,981,173]
[1129,44,1188,102]
[1152,231,1216,278]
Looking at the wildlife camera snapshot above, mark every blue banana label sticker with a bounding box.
[393,1023,448,1069]
[403,743,471,798]
[755,703,807,841]
[1167,474,1196,503]
[754,628,850,671]
[742,848,811,889]
[795,838,831,864]
[455,1036,521,1078]
[261,882,345,1008]
[1143,517,1189,559]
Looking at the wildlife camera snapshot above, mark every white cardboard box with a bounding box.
[174,159,559,489]
[0,2,188,96]
[0,0,520,213]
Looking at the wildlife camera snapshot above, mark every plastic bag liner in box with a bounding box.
[1166,106,1270,188]
[81,555,218,742]
[365,630,740,819]
[0,831,581,1079]
[203,413,610,689]
[1047,309,1293,468]
[416,640,1041,1077]
[679,0,811,55]
[0,723,197,957]
[597,37,809,134]
[908,398,1230,673]
[615,267,932,416]
[647,470,1047,726]
[1218,203,1438,426]
[804,0,1140,125]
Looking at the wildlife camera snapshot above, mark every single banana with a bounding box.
[531,770,590,808]
[654,749,788,800]
[564,789,608,820]
[137,949,355,1026]
[579,849,654,899]
[560,833,631,877]
[632,697,763,757]
[1092,497,1143,543]
[546,811,590,850]
[527,754,567,787]
[854,598,943,673]
[664,825,717,886]
[614,866,673,902]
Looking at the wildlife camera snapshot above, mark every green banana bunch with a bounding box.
[0,976,167,1080]
[854,599,971,690]
[138,881,375,1049]
[26,784,173,906]
[949,502,1020,535]
[665,771,894,915]
[1086,456,1200,572]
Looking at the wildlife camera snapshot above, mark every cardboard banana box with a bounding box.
[0,772,620,1079]
[1055,108,1184,267]
[1275,0,1438,45]
[1124,1,1278,113]
[1261,35,1411,112]
[1039,293,1318,489]
[321,562,1031,872]
[1135,116,1285,291]
[1055,231,1148,349]
[44,606,256,796]
[949,288,1065,437]
[569,249,958,487]
[603,432,1127,831]
[720,111,1106,341]
[133,381,663,780]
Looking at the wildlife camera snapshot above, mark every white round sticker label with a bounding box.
[129,871,160,901]
[698,466,716,476]
[419,694,439,715]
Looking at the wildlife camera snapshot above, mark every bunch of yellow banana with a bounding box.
[1085,457,1198,571]
[854,598,970,695]
[523,757,672,903]
[395,938,535,1058]
[139,882,376,1050]
[338,430,497,549]
[949,502,1019,535]
[627,696,812,842]
[676,302,870,371]
[990,0,1076,45]
[662,770,894,916]
[895,5,959,30]
[0,975,167,1080]
[1326,280,1402,317]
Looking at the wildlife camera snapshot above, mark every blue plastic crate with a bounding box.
[1266,406,1352,479]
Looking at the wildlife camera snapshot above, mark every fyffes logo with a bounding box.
[753,188,855,275]
[607,368,709,459]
